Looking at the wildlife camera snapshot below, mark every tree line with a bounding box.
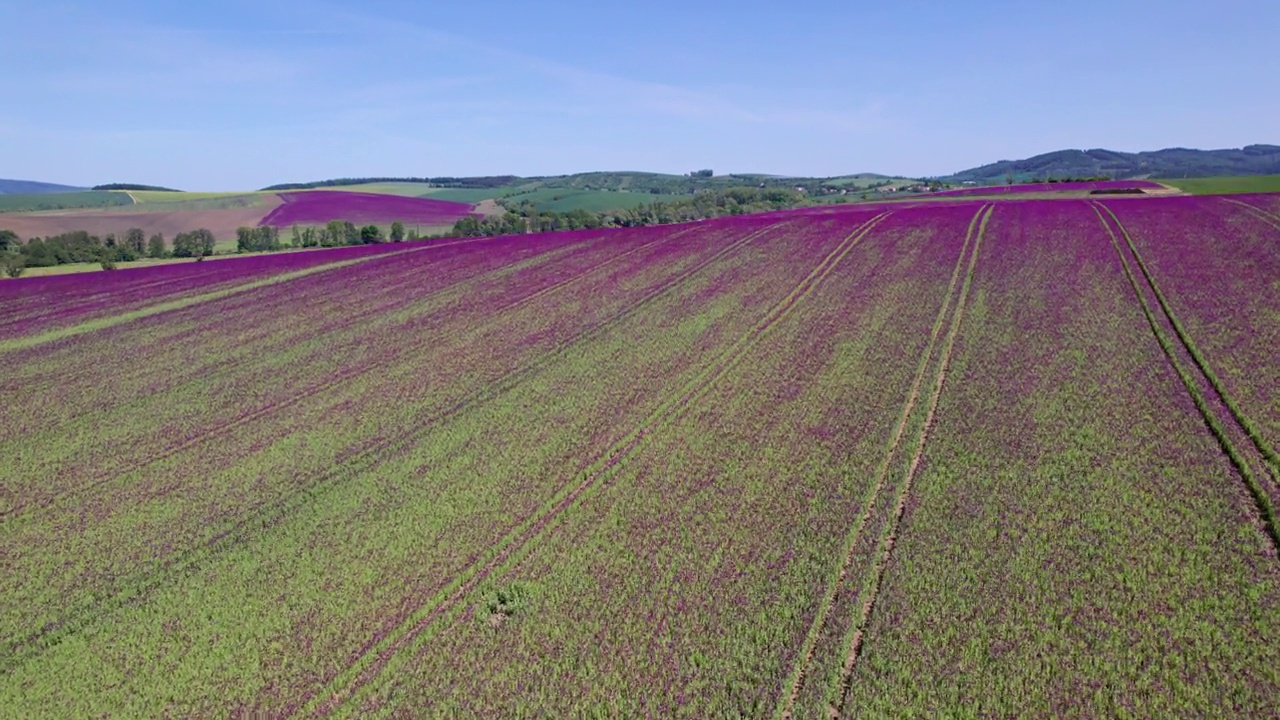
[446,186,810,238]
[261,176,516,191]
[0,227,216,276]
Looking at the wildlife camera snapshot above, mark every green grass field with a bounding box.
[114,191,272,212]
[1156,175,1280,194]
[0,191,133,213]
[500,188,689,212]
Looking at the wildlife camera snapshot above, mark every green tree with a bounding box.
[390,221,405,242]
[125,227,146,255]
[2,252,24,278]
[360,224,383,243]
[0,229,17,253]
[147,233,166,258]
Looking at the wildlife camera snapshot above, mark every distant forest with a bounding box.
[91,184,181,192]
[947,144,1280,183]
[262,176,518,191]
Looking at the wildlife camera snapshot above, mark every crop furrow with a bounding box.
[1,221,778,672]
[1097,204,1280,482]
[829,204,992,719]
[1223,197,1280,230]
[2,229,682,523]
[1093,203,1280,554]
[0,243,443,355]
[297,212,893,719]
[776,203,990,720]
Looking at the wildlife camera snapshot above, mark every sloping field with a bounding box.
[0,196,282,242]
[259,191,475,228]
[932,179,1162,197]
[1,196,1277,717]
[0,191,132,214]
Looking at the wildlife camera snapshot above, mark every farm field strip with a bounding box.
[1223,197,1280,230]
[3,213,855,716]
[259,191,474,228]
[840,199,1280,717]
[0,241,467,354]
[0,233,603,514]
[829,203,992,718]
[355,203,998,717]
[5,195,1280,717]
[1092,203,1280,548]
[778,203,991,719]
[0,231,598,413]
[0,227,690,520]
[0,243,412,339]
[0,217,790,674]
[296,210,895,718]
[1108,196,1280,461]
[1097,202,1280,481]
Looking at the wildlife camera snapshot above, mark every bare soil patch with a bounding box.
[0,195,282,241]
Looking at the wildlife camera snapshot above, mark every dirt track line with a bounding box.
[774,203,989,720]
[1093,203,1280,555]
[2,229,687,524]
[1223,197,1280,230]
[301,212,893,719]
[1,222,781,673]
[830,204,993,719]
[1097,203,1280,479]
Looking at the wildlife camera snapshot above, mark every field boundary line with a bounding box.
[1,221,782,673]
[1223,197,1280,230]
[0,237,520,355]
[299,212,894,719]
[1096,203,1280,479]
[774,203,989,720]
[1092,203,1280,555]
[829,204,992,718]
[1,228,690,523]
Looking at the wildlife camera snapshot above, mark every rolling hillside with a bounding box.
[0,179,86,195]
[947,144,1280,183]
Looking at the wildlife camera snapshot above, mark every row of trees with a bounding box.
[0,227,217,275]
[0,218,423,276]
[281,220,409,250]
[447,186,810,238]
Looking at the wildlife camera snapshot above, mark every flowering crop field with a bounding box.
[931,179,1162,197]
[258,190,476,228]
[1,195,1277,717]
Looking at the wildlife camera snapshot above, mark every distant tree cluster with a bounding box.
[0,226,218,275]
[236,226,282,253]
[92,183,182,192]
[286,220,398,248]
[447,186,807,238]
[261,176,517,191]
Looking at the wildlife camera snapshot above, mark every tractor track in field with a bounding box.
[295,211,894,719]
[1094,202,1280,554]
[1223,197,1280,231]
[0,220,781,673]
[776,203,992,720]
[829,204,992,719]
[1,229,687,524]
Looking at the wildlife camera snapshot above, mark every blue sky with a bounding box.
[2,0,1277,190]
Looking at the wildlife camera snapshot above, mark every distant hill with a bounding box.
[946,145,1280,183]
[0,179,86,195]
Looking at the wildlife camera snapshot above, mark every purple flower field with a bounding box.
[258,190,477,228]
[2,193,1277,717]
